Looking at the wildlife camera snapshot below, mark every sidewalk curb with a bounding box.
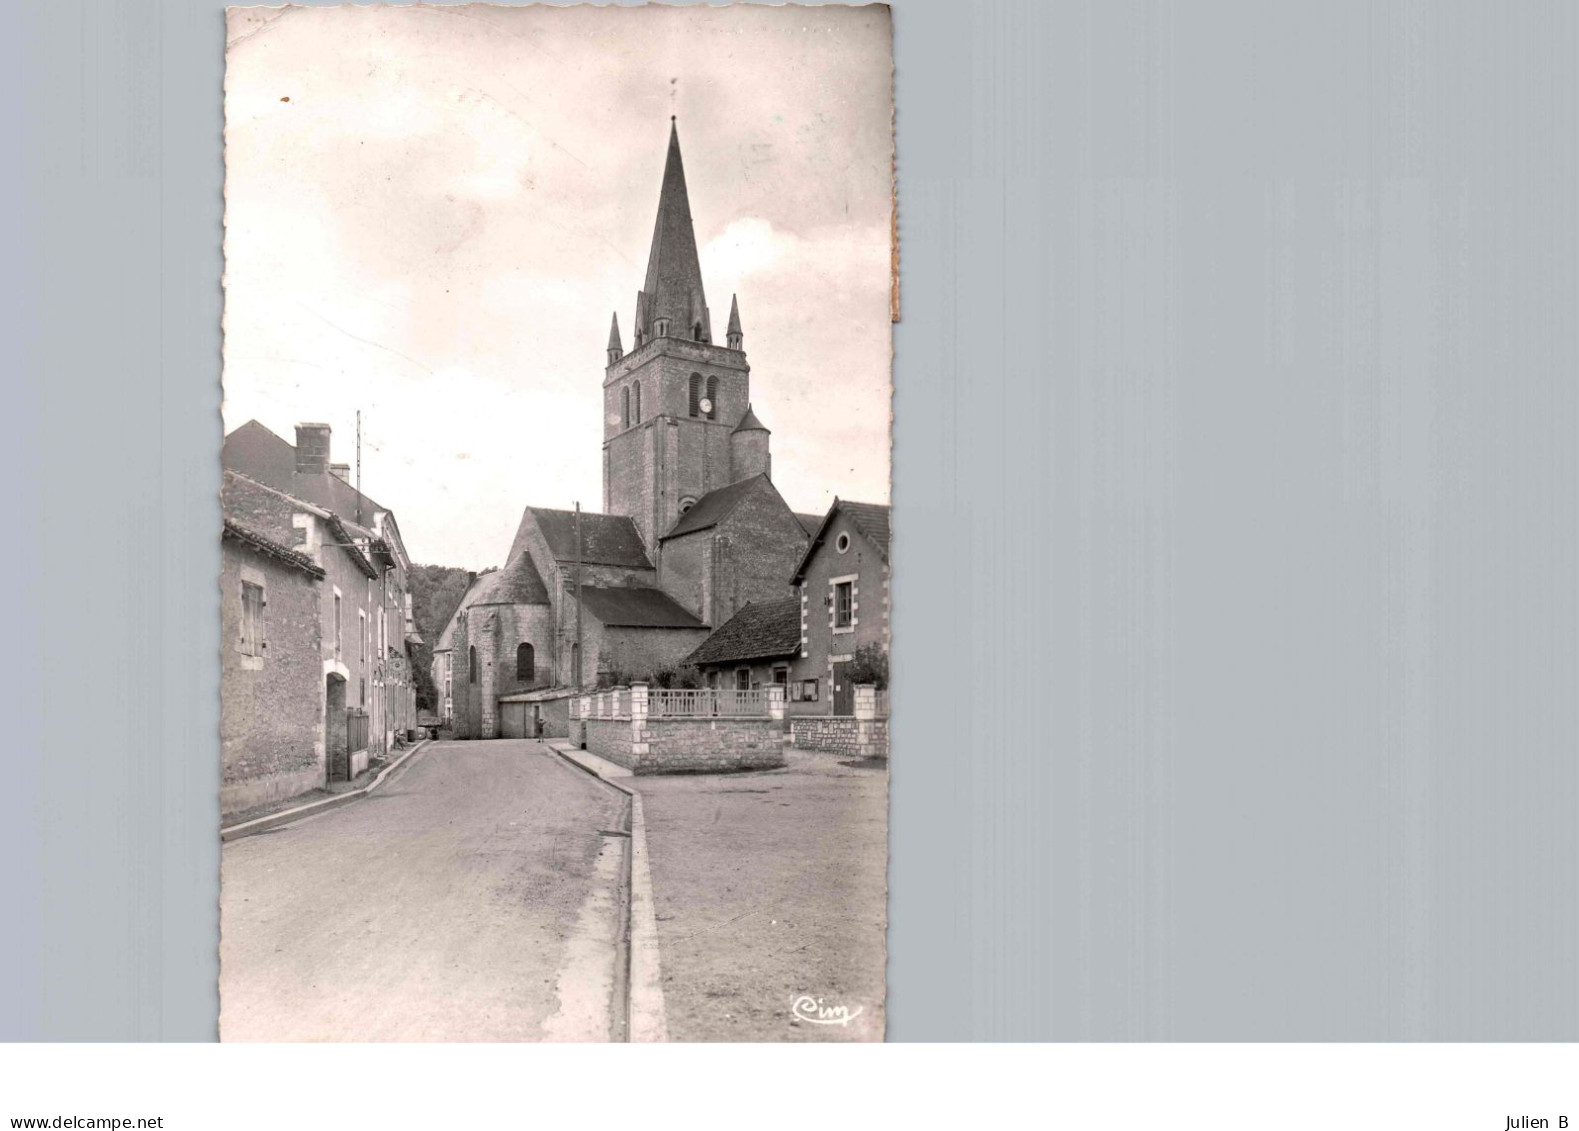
[545,740,670,1043]
[221,739,433,843]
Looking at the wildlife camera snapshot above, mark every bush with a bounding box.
[651,663,703,689]
[844,643,889,689]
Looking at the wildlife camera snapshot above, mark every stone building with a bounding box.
[220,516,326,815]
[220,467,405,813]
[438,121,815,738]
[685,597,801,695]
[223,421,421,762]
[789,499,891,716]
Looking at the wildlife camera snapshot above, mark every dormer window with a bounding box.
[678,496,698,515]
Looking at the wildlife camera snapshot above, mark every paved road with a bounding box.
[221,740,626,1041]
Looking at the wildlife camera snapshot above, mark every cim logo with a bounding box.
[791,995,864,1026]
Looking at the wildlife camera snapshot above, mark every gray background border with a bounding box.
[7,0,1579,1041]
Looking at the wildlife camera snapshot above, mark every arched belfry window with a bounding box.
[632,381,642,423]
[705,375,719,420]
[516,642,535,681]
[621,386,630,428]
[468,646,478,684]
[688,373,703,417]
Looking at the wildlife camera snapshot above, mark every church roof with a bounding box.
[732,404,769,434]
[790,499,892,583]
[578,586,704,628]
[472,551,550,607]
[222,419,388,530]
[685,598,801,666]
[661,474,773,541]
[528,507,653,569]
[637,120,710,341]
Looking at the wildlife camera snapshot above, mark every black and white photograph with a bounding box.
[217,3,892,1042]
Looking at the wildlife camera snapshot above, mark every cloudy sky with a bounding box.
[223,4,893,569]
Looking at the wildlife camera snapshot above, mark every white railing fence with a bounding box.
[648,688,769,718]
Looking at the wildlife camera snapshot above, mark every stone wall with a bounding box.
[220,540,325,815]
[579,683,787,774]
[790,686,889,758]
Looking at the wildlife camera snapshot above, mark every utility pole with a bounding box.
[573,502,584,692]
[355,409,362,527]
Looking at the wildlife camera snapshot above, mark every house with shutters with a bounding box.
[222,421,422,783]
[788,499,891,716]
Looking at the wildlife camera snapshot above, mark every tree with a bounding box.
[845,643,888,689]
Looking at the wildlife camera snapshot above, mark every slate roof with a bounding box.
[222,420,388,528]
[578,586,705,628]
[472,551,550,606]
[791,499,892,583]
[794,513,823,537]
[661,474,770,541]
[732,403,769,433]
[840,501,891,559]
[638,121,711,343]
[685,598,801,666]
[222,518,326,579]
[528,507,653,569]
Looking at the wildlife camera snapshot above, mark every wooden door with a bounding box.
[832,661,854,715]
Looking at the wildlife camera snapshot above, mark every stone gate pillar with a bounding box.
[853,684,877,757]
[630,682,650,766]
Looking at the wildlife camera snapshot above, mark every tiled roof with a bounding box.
[685,598,801,666]
[222,470,377,579]
[578,586,705,628]
[661,474,768,541]
[791,499,892,582]
[222,518,326,579]
[528,507,653,569]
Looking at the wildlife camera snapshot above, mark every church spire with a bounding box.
[638,118,711,344]
[606,312,623,365]
[726,293,743,350]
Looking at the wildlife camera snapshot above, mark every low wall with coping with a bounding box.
[578,684,788,774]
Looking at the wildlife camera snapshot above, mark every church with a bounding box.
[438,121,818,740]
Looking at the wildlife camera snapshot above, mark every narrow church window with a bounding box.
[688,373,702,417]
[621,386,631,428]
[469,645,478,684]
[516,642,535,681]
[693,322,703,341]
[705,375,719,419]
[632,381,641,422]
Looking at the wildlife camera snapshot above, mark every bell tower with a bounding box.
[602,120,765,550]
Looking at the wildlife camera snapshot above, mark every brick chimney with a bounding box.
[294,423,332,475]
